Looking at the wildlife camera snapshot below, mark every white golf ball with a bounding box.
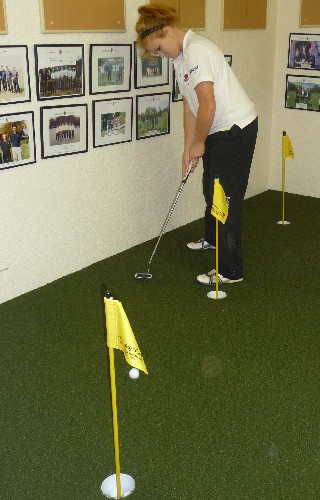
[129,368,140,379]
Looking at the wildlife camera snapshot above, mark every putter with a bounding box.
[135,168,191,280]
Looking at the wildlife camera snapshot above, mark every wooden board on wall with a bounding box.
[149,0,205,30]
[0,1,7,34]
[40,0,125,33]
[223,0,267,30]
[300,0,320,27]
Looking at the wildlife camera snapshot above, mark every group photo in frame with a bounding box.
[89,44,132,95]
[0,111,36,170]
[172,68,182,102]
[285,74,320,112]
[0,45,31,105]
[93,97,133,148]
[136,92,170,140]
[288,34,320,70]
[34,44,85,100]
[40,103,88,159]
[134,42,169,89]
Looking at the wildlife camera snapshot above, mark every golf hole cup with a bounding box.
[101,473,135,498]
[129,368,139,379]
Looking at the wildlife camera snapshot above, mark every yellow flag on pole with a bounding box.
[211,178,228,224]
[104,298,148,374]
[282,134,294,159]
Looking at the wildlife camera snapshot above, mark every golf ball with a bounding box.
[129,368,140,379]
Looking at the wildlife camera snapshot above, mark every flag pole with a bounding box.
[277,130,291,226]
[108,346,122,499]
[281,131,286,225]
[207,178,227,300]
[101,291,144,497]
[215,217,219,299]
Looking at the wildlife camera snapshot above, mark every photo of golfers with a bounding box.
[288,34,320,70]
[48,114,80,146]
[36,45,84,99]
[0,120,30,167]
[141,55,162,78]
[98,57,124,87]
[101,112,126,137]
[286,75,320,111]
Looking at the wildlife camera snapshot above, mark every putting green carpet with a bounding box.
[1,190,320,499]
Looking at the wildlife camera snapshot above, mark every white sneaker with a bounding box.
[197,269,243,285]
[187,237,215,251]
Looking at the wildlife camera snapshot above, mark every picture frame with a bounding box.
[40,103,88,159]
[0,46,31,105]
[89,44,132,95]
[134,42,169,89]
[0,111,36,171]
[136,92,170,140]
[172,68,182,102]
[224,54,233,66]
[93,97,133,148]
[288,33,320,70]
[285,74,320,112]
[34,44,85,101]
[0,1,7,34]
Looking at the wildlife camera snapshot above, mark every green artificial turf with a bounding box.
[1,190,320,499]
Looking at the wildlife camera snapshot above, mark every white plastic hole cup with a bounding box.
[207,290,227,300]
[101,473,135,498]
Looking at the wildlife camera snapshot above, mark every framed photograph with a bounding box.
[134,42,169,89]
[136,92,170,140]
[89,44,132,95]
[0,111,36,171]
[34,44,85,100]
[285,74,320,112]
[93,97,133,148]
[0,46,31,105]
[224,54,233,66]
[40,104,88,159]
[288,33,320,70]
[172,68,182,102]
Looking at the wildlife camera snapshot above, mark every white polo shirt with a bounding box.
[173,30,257,135]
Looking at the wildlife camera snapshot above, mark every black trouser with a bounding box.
[202,117,258,279]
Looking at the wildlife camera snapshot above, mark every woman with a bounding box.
[136,4,258,285]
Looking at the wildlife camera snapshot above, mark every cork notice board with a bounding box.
[300,0,320,27]
[149,0,205,30]
[0,1,7,34]
[40,0,125,33]
[223,0,267,30]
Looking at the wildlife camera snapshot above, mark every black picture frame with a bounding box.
[40,103,88,159]
[136,92,170,140]
[0,45,31,105]
[34,44,85,101]
[0,111,36,171]
[285,74,320,112]
[93,97,133,148]
[134,42,169,89]
[224,54,232,66]
[89,44,132,95]
[172,67,182,102]
[288,33,320,70]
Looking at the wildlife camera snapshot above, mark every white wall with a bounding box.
[269,0,320,196]
[0,0,277,304]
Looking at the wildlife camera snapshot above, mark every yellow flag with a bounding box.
[282,135,294,159]
[104,298,148,374]
[211,179,228,224]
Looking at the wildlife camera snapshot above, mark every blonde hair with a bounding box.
[136,4,179,55]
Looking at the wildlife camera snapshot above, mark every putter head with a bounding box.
[135,272,152,280]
